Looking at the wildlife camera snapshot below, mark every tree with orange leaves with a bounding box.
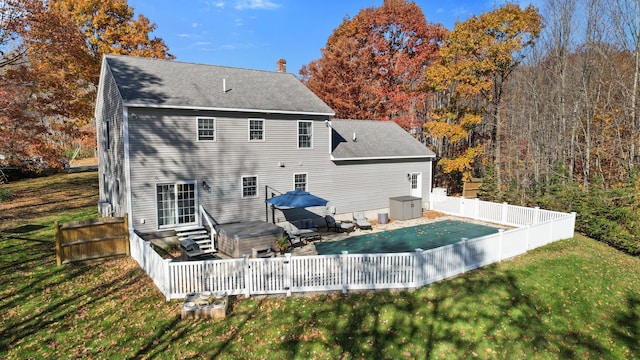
[424,4,542,187]
[300,0,446,130]
[1,0,172,172]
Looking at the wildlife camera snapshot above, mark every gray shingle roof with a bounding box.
[104,55,335,116]
[331,119,435,160]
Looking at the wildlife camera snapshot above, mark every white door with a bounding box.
[410,173,422,198]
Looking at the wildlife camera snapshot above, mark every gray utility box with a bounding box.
[389,196,422,221]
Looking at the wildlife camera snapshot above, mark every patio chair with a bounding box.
[278,221,320,246]
[352,211,372,230]
[325,215,355,233]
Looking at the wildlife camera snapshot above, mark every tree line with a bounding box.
[301,0,639,254]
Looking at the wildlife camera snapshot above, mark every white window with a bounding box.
[197,117,216,141]
[156,182,197,227]
[294,173,307,191]
[242,176,258,198]
[248,119,264,141]
[104,119,110,150]
[298,121,312,148]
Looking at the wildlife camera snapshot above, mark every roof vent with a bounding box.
[352,132,357,142]
[223,78,231,93]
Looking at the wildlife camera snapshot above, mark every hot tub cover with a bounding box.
[217,220,284,239]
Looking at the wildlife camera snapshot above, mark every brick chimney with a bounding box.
[276,58,286,73]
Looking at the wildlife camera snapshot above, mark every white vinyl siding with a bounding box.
[248,118,265,141]
[242,175,258,198]
[294,173,307,191]
[297,121,312,149]
[197,117,216,141]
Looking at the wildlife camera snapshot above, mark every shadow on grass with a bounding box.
[0,264,145,348]
[2,224,48,234]
[271,268,612,358]
[613,294,640,355]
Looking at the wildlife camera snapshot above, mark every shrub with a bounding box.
[539,179,640,256]
[0,187,13,203]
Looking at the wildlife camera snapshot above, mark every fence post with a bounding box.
[474,198,480,220]
[55,220,62,266]
[502,202,509,224]
[341,251,349,294]
[459,197,465,216]
[284,253,292,297]
[461,238,468,273]
[533,207,540,225]
[243,254,251,298]
[414,248,424,288]
[124,214,130,255]
[498,229,504,261]
[163,259,172,301]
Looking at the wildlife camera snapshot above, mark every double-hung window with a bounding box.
[197,117,216,141]
[249,119,264,141]
[156,182,196,227]
[298,121,312,149]
[294,173,307,191]
[242,176,258,198]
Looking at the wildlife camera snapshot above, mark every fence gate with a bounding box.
[246,256,290,296]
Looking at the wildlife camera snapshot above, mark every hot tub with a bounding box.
[217,220,285,258]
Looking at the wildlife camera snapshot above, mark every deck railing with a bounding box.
[129,195,576,300]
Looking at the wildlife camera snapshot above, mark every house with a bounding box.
[94,54,435,237]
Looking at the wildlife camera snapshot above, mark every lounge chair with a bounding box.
[352,211,372,230]
[325,215,355,233]
[278,221,320,246]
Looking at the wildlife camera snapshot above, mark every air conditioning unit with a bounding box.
[98,200,113,217]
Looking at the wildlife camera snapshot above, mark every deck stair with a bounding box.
[175,225,215,254]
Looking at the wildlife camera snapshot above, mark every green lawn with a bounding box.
[1,172,638,359]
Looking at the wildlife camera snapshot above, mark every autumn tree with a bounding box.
[300,0,446,129]
[0,0,27,68]
[1,0,172,171]
[424,4,542,188]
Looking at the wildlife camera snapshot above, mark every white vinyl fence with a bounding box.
[129,196,576,300]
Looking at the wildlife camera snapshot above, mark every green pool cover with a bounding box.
[314,219,501,255]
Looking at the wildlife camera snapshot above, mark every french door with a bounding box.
[157,182,196,227]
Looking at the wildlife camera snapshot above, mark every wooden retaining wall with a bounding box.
[55,215,129,265]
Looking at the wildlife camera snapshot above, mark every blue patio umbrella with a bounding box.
[266,189,328,208]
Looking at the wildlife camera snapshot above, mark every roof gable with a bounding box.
[331,119,435,160]
[103,55,335,116]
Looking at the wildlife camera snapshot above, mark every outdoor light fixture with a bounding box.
[201,181,211,192]
[407,174,411,180]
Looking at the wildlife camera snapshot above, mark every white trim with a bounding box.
[248,118,265,142]
[123,107,133,231]
[123,102,335,117]
[330,154,436,161]
[197,117,216,142]
[297,120,313,149]
[241,175,259,198]
[293,172,308,192]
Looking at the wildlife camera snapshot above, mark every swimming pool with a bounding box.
[314,219,502,255]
